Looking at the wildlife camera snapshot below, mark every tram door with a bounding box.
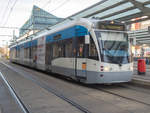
[75,36,88,79]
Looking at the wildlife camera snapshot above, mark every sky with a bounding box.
[0,0,101,47]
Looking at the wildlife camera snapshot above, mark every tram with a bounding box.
[9,18,133,84]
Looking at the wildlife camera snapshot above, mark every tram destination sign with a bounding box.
[53,34,61,40]
[99,24,125,31]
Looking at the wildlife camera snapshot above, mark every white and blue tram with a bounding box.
[9,18,133,84]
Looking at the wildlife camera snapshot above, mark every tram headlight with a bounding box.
[130,66,133,71]
[104,67,110,71]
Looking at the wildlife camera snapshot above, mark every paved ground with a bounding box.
[0,61,81,113]
[0,59,150,113]
[0,75,24,113]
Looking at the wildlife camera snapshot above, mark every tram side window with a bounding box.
[89,38,98,60]
[12,49,15,59]
[52,39,72,58]
[53,43,59,58]
[28,47,31,58]
[16,49,19,58]
[24,48,28,58]
[14,49,16,58]
[24,47,30,59]
[27,47,30,58]
[14,49,16,59]
[31,46,37,62]
[24,48,26,58]
[58,41,65,57]
[65,39,72,57]
[29,47,32,59]
[77,37,84,58]
[17,49,20,58]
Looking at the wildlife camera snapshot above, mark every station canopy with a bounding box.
[49,0,150,29]
[71,0,150,23]
[45,0,150,45]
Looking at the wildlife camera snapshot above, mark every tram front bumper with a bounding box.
[86,71,133,84]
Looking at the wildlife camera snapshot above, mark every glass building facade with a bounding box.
[19,5,63,37]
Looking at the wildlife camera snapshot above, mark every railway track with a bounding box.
[0,61,92,113]
[94,85,150,107]
[1,61,150,113]
[117,83,150,95]
[0,71,30,113]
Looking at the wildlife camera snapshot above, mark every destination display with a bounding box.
[98,24,125,31]
[53,34,61,40]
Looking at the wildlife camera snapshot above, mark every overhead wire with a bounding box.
[42,0,52,8]
[2,0,19,27]
[0,0,12,25]
[0,35,13,37]
[0,26,43,30]
[0,0,19,40]
[49,0,70,13]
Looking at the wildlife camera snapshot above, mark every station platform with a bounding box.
[132,62,150,87]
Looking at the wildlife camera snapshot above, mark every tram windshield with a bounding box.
[95,31,131,64]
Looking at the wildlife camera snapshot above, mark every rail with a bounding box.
[0,71,30,113]
[1,62,92,113]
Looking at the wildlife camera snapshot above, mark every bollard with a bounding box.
[137,59,146,75]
